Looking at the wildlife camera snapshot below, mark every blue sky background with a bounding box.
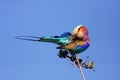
[0,0,120,80]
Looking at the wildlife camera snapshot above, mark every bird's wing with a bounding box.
[40,36,70,45]
[40,32,72,45]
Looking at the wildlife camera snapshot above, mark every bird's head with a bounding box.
[72,25,90,43]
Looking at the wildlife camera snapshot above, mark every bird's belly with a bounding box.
[71,46,88,53]
[65,42,89,54]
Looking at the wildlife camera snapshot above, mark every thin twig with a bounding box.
[76,56,86,80]
[65,57,78,68]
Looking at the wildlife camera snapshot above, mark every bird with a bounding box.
[15,25,93,80]
[15,25,90,57]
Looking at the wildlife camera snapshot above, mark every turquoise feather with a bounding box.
[40,36,70,45]
[39,32,71,45]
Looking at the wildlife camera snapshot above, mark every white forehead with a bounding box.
[72,25,84,33]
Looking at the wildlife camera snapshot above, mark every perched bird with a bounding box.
[15,25,90,56]
[16,25,93,79]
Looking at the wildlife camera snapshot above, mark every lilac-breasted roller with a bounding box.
[16,25,90,56]
[16,25,95,80]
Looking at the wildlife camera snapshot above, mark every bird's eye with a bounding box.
[78,28,81,31]
[72,34,77,39]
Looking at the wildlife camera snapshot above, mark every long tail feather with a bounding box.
[15,36,62,44]
[15,36,41,42]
